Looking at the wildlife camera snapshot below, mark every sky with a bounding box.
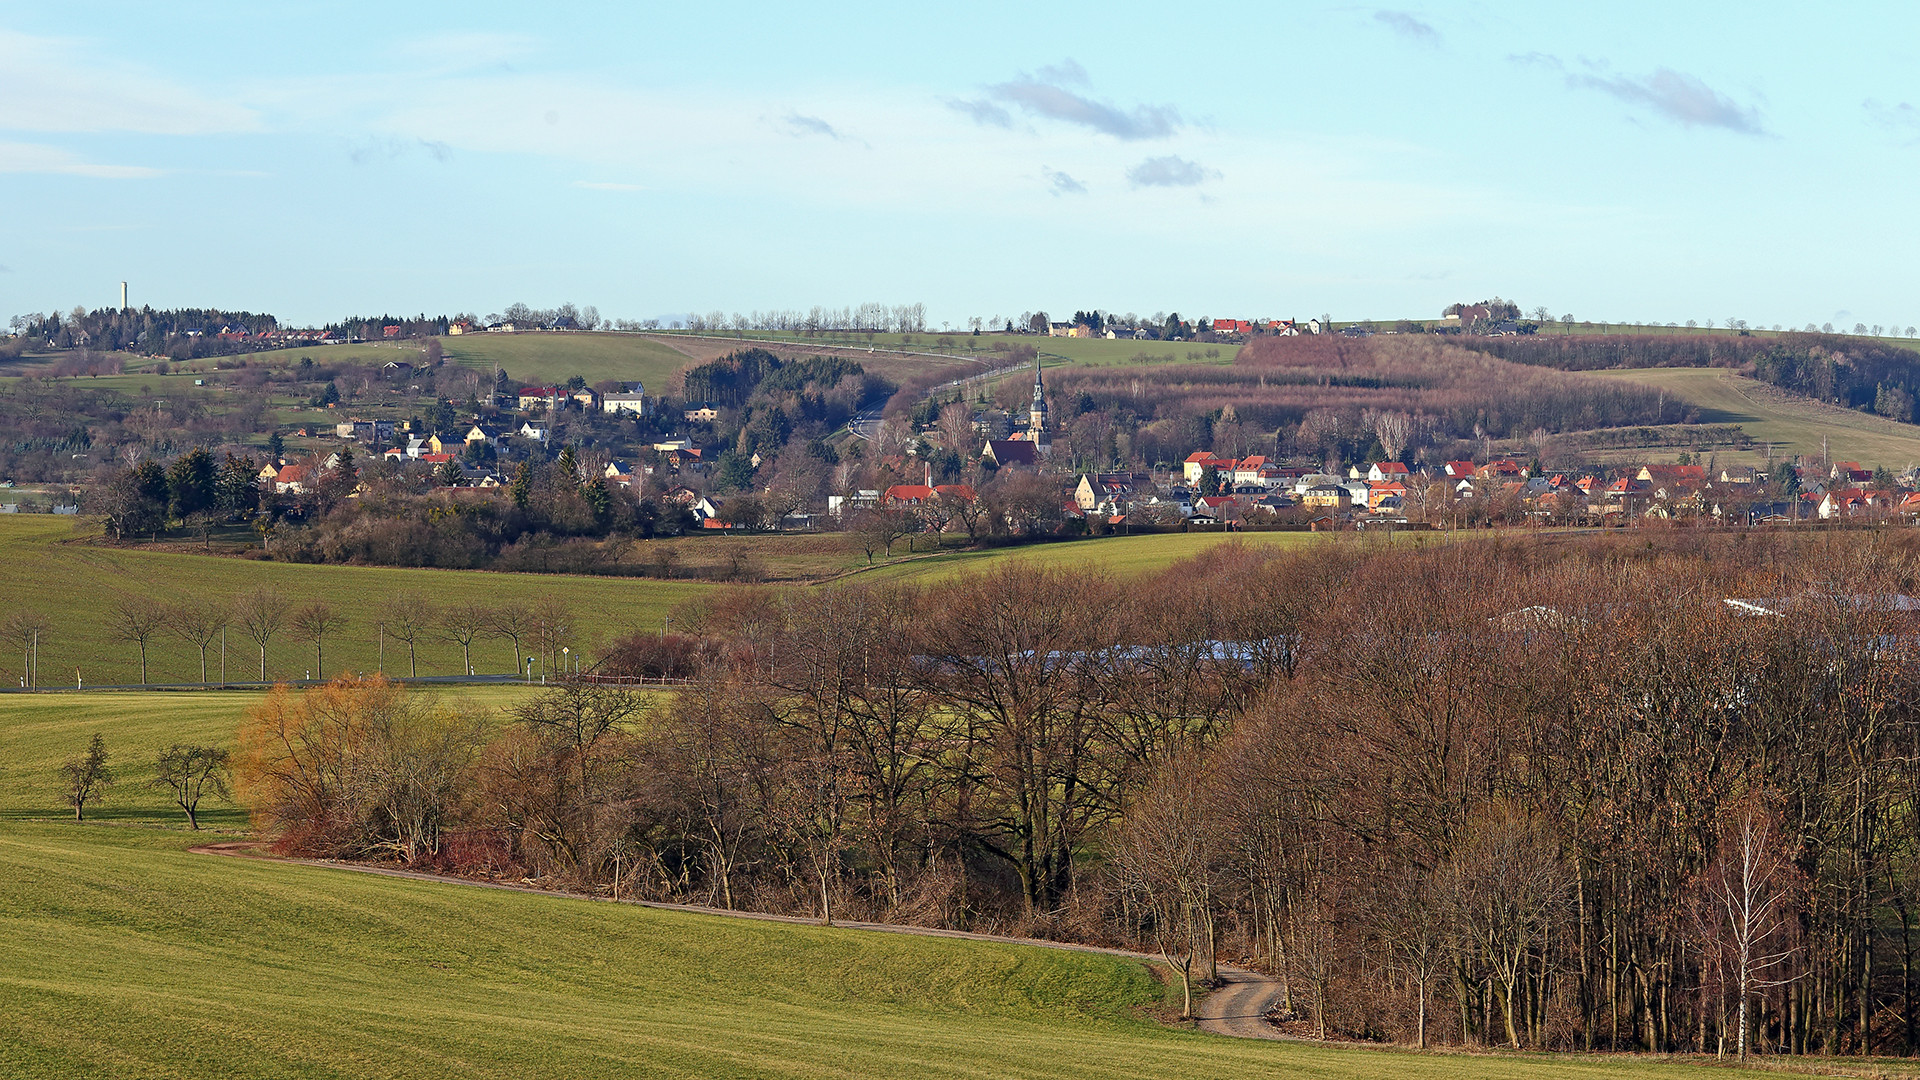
[2,1,1917,331]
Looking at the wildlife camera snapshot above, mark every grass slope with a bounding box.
[0,517,710,687]
[866,531,1324,583]
[439,332,700,392]
[0,686,547,828]
[0,820,1791,1080]
[1589,368,1920,468]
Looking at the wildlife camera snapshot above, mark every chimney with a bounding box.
[925,461,932,487]
[119,282,128,312]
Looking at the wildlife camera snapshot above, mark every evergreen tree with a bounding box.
[510,462,534,510]
[166,447,217,518]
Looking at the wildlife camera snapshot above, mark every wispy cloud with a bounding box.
[573,180,644,191]
[348,136,453,164]
[0,30,260,135]
[1866,99,1920,144]
[0,140,160,178]
[1043,167,1087,195]
[783,113,842,139]
[1374,10,1439,45]
[1127,155,1219,188]
[1522,55,1766,135]
[952,60,1180,140]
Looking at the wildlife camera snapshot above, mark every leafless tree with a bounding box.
[379,591,436,678]
[2,608,50,688]
[486,604,533,674]
[529,596,574,676]
[290,602,348,680]
[233,586,290,682]
[1113,759,1221,1018]
[166,599,231,684]
[1690,790,1806,1061]
[440,602,491,675]
[151,744,230,830]
[109,594,168,684]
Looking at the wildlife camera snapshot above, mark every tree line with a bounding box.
[231,530,1920,1058]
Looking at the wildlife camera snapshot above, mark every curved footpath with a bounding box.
[191,843,1285,1041]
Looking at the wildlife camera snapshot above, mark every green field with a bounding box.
[0,685,548,828]
[439,331,697,392]
[866,530,1323,583]
[0,517,709,687]
[1588,367,1920,469]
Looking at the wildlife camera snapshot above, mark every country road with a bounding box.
[192,843,1284,1041]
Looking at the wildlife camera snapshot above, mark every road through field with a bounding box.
[191,842,1286,1042]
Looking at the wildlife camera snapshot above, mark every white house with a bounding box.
[518,422,550,444]
[602,391,649,416]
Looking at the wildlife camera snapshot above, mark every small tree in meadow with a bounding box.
[62,733,115,821]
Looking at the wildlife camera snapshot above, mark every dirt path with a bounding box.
[190,843,1283,1040]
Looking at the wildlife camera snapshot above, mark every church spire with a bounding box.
[1029,354,1049,445]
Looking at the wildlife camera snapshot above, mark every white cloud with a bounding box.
[0,30,260,135]
[0,140,160,178]
[1127,155,1219,187]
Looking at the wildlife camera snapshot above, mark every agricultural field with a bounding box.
[0,516,711,687]
[439,331,696,392]
[0,685,547,827]
[3,820,1810,1080]
[867,530,1325,584]
[1587,367,1920,469]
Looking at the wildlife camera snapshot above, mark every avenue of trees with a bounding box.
[232,530,1920,1057]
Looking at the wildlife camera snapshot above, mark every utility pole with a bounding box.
[220,627,227,687]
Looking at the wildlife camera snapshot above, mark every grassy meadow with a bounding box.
[0,516,710,687]
[439,331,697,391]
[0,685,550,828]
[1588,367,1920,469]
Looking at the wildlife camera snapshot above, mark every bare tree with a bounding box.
[109,594,168,684]
[529,595,575,676]
[152,744,230,830]
[1113,759,1220,1018]
[2,608,50,688]
[379,591,436,678]
[1367,409,1414,463]
[440,602,491,676]
[1690,791,1806,1062]
[233,586,290,682]
[487,605,532,675]
[290,602,348,680]
[62,733,114,820]
[166,599,230,684]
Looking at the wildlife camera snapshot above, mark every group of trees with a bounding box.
[235,531,1920,1058]
[1456,331,1920,420]
[61,732,230,829]
[1029,335,1674,472]
[97,587,582,685]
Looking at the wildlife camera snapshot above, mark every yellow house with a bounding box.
[1302,484,1352,510]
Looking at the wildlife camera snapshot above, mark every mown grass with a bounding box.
[0,818,1802,1079]
[1588,367,1920,468]
[0,516,712,687]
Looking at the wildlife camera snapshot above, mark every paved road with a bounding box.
[192,843,1283,1040]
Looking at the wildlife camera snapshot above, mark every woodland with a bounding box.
[234,530,1920,1057]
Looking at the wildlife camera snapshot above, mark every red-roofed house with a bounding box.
[1444,461,1477,479]
[1367,461,1411,483]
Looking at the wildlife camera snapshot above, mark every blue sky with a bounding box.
[3,1,1917,330]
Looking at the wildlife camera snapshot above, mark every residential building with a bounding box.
[602,391,650,416]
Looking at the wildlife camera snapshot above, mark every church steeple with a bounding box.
[1029,354,1049,444]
